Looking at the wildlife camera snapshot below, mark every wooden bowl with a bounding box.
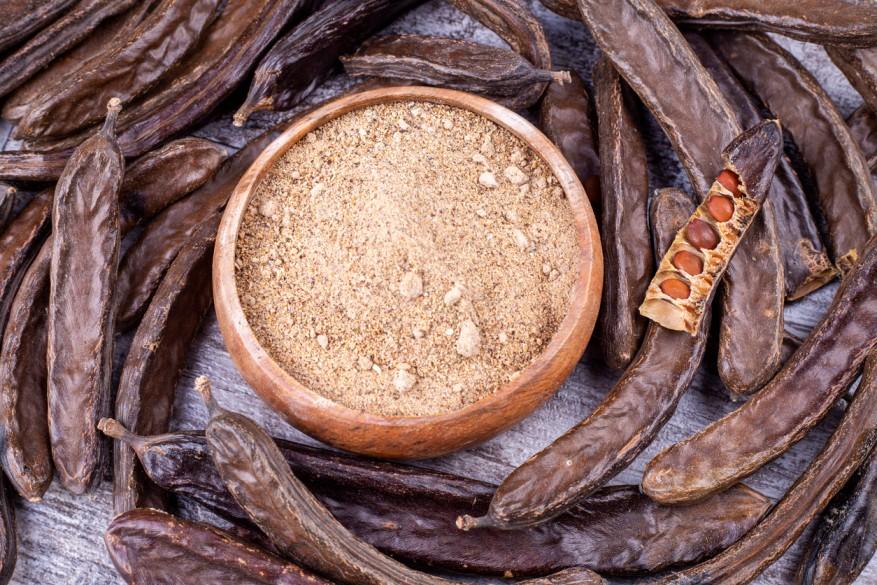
[214,86,602,459]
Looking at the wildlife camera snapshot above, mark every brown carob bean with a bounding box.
[99,422,772,577]
[796,444,877,585]
[0,0,76,53]
[15,0,222,141]
[341,35,562,110]
[0,0,138,99]
[234,0,423,126]
[105,508,332,585]
[456,187,706,530]
[710,32,877,273]
[0,151,71,182]
[641,121,783,334]
[653,352,877,585]
[578,0,786,398]
[195,377,604,585]
[643,235,877,504]
[706,194,734,221]
[687,31,834,301]
[112,219,217,514]
[449,0,551,69]
[47,100,125,495]
[826,47,877,112]
[672,250,703,275]
[538,71,600,210]
[592,58,651,370]
[848,105,877,171]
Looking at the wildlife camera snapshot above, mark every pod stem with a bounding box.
[195,375,220,416]
[98,418,146,454]
[102,97,122,136]
[455,514,496,531]
[551,70,572,84]
[232,95,273,128]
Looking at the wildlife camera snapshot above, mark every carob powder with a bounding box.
[236,101,578,417]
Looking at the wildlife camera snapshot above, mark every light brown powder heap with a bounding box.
[235,101,578,417]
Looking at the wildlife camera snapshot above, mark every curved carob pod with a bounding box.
[112,218,217,515]
[194,377,605,585]
[538,71,600,211]
[15,0,222,141]
[234,0,423,126]
[98,421,771,577]
[105,509,332,585]
[643,235,877,505]
[592,58,651,370]
[456,188,703,530]
[826,47,877,112]
[340,35,566,111]
[0,0,138,99]
[848,105,877,171]
[640,120,782,334]
[653,352,877,585]
[796,444,877,585]
[0,0,76,53]
[449,0,551,69]
[578,0,786,400]
[710,32,877,274]
[687,31,834,302]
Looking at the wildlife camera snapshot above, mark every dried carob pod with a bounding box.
[195,377,605,585]
[456,187,704,530]
[0,186,13,232]
[825,47,877,112]
[105,508,332,585]
[592,58,651,370]
[538,71,600,211]
[654,351,877,585]
[643,235,877,504]
[0,477,15,585]
[796,444,877,585]
[234,0,423,126]
[98,421,771,577]
[112,218,217,514]
[640,120,782,334]
[340,35,566,111]
[0,0,138,98]
[0,0,76,53]
[848,105,877,171]
[15,0,222,140]
[710,32,877,273]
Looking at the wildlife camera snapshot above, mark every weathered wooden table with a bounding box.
[6,2,875,583]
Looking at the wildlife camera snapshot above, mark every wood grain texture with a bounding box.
[2,2,875,584]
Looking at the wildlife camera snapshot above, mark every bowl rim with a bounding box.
[214,85,602,458]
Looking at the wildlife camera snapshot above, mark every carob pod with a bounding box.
[848,105,877,171]
[826,47,877,112]
[578,0,786,399]
[538,71,600,211]
[640,120,783,334]
[98,422,771,577]
[194,377,605,585]
[105,508,332,585]
[233,0,423,126]
[0,0,138,99]
[592,58,651,370]
[643,235,877,504]
[47,99,125,495]
[687,31,835,302]
[111,218,217,514]
[0,137,226,502]
[539,0,877,47]
[653,351,877,585]
[710,32,877,273]
[0,0,76,53]
[340,35,566,111]
[455,187,705,530]
[15,0,222,141]
[0,185,14,231]
[796,444,877,585]
[0,477,15,585]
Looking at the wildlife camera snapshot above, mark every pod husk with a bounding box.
[0,0,76,52]
[848,105,877,171]
[826,46,877,112]
[643,235,877,504]
[449,0,551,69]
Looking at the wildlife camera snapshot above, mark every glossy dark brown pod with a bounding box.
[196,378,604,585]
[0,0,137,98]
[654,352,877,585]
[0,0,76,53]
[234,0,423,125]
[848,105,877,171]
[112,219,216,514]
[826,47,877,112]
[457,187,702,530]
[643,235,877,504]
[592,58,651,370]
[105,508,332,585]
[710,32,877,273]
[100,422,770,577]
[341,35,562,110]
[538,72,600,211]
[687,31,834,302]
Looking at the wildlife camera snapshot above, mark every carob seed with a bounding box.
[706,194,734,221]
[686,219,720,250]
[672,251,703,275]
[660,279,690,299]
